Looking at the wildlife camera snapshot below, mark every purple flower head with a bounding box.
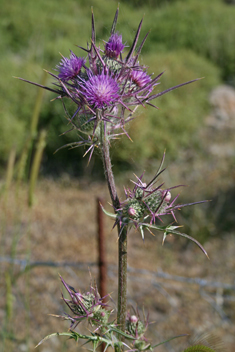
[80,70,120,109]
[130,69,152,88]
[57,51,85,81]
[105,33,125,58]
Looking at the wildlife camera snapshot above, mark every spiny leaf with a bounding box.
[35,332,76,348]
[144,223,209,258]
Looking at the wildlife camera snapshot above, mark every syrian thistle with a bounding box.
[16,8,200,162]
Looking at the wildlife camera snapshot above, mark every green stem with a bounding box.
[100,121,127,338]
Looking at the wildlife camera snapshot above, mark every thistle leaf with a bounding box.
[35,332,76,348]
[144,223,209,258]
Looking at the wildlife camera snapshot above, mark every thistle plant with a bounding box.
[18,7,217,352]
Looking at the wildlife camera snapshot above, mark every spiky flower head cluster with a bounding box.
[114,156,180,238]
[18,8,198,162]
[59,276,110,330]
[102,153,208,256]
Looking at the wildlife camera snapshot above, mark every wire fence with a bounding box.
[1,253,234,350]
[1,255,234,293]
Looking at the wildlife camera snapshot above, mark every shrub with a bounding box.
[144,0,235,82]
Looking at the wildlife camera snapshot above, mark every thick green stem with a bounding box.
[100,122,127,337]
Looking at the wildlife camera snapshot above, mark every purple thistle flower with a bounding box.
[130,69,152,89]
[57,51,85,81]
[105,33,125,58]
[79,70,120,109]
[17,7,200,159]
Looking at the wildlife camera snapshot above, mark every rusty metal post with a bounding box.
[97,198,107,302]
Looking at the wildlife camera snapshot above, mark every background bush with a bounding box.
[1,0,234,176]
[144,0,235,83]
[112,50,221,167]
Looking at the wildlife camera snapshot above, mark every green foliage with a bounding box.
[144,0,235,82]
[120,0,187,8]
[0,56,42,166]
[0,111,24,164]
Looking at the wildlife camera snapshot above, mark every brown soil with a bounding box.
[0,178,234,352]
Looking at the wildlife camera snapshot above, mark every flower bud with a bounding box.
[162,190,171,202]
[126,313,145,337]
[130,315,138,323]
[93,308,109,326]
[135,187,144,199]
[105,33,125,59]
[128,207,137,217]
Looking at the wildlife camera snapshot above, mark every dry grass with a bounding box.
[0,178,235,352]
